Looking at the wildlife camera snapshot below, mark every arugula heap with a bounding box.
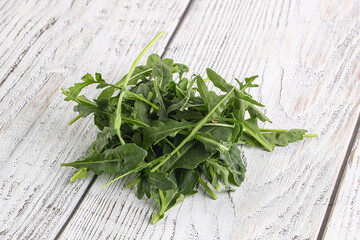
[61,32,316,224]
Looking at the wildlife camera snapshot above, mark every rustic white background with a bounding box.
[0,0,359,239]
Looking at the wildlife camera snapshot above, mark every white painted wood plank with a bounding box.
[60,0,360,239]
[0,0,190,239]
[166,1,360,239]
[324,126,360,240]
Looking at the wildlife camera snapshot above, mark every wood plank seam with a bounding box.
[160,0,194,59]
[51,1,195,239]
[53,176,98,240]
[317,113,360,240]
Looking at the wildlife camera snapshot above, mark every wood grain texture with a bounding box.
[324,123,360,240]
[0,0,190,239]
[59,0,360,239]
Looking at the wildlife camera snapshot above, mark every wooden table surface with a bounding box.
[1,0,360,239]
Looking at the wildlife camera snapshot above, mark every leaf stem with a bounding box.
[115,68,153,87]
[122,116,150,128]
[176,85,186,97]
[190,132,230,152]
[126,178,140,188]
[118,135,126,145]
[70,167,88,182]
[159,189,165,209]
[114,32,164,143]
[150,189,166,224]
[198,177,217,200]
[127,91,159,110]
[260,128,318,138]
[303,134,318,138]
[204,123,318,139]
[243,122,272,152]
[163,138,181,157]
[209,165,221,192]
[101,162,153,188]
[204,123,234,128]
[68,113,84,125]
[101,83,122,89]
[259,128,288,132]
[62,88,97,107]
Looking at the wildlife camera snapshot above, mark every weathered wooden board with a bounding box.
[59,0,360,239]
[324,124,360,240]
[0,0,190,239]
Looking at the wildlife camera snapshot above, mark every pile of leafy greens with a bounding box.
[61,32,316,224]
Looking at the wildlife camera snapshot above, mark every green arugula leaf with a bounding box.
[262,129,308,146]
[236,89,265,107]
[171,110,203,121]
[190,131,231,153]
[85,127,112,157]
[246,103,271,122]
[134,100,152,126]
[197,76,221,113]
[146,53,162,67]
[152,74,167,118]
[221,144,246,186]
[166,76,196,114]
[70,167,89,182]
[143,119,193,149]
[206,159,231,189]
[206,68,233,92]
[61,143,147,175]
[95,73,108,88]
[173,63,189,78]
[137,175,152,199]
[161,140,212,173]
[243,118,274,151]
[239,75,259,91]
[153,62,172,91]
[64,73,97,101]
[148,172,177,190]
[231,95,245,142]
[151,169,199,224]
